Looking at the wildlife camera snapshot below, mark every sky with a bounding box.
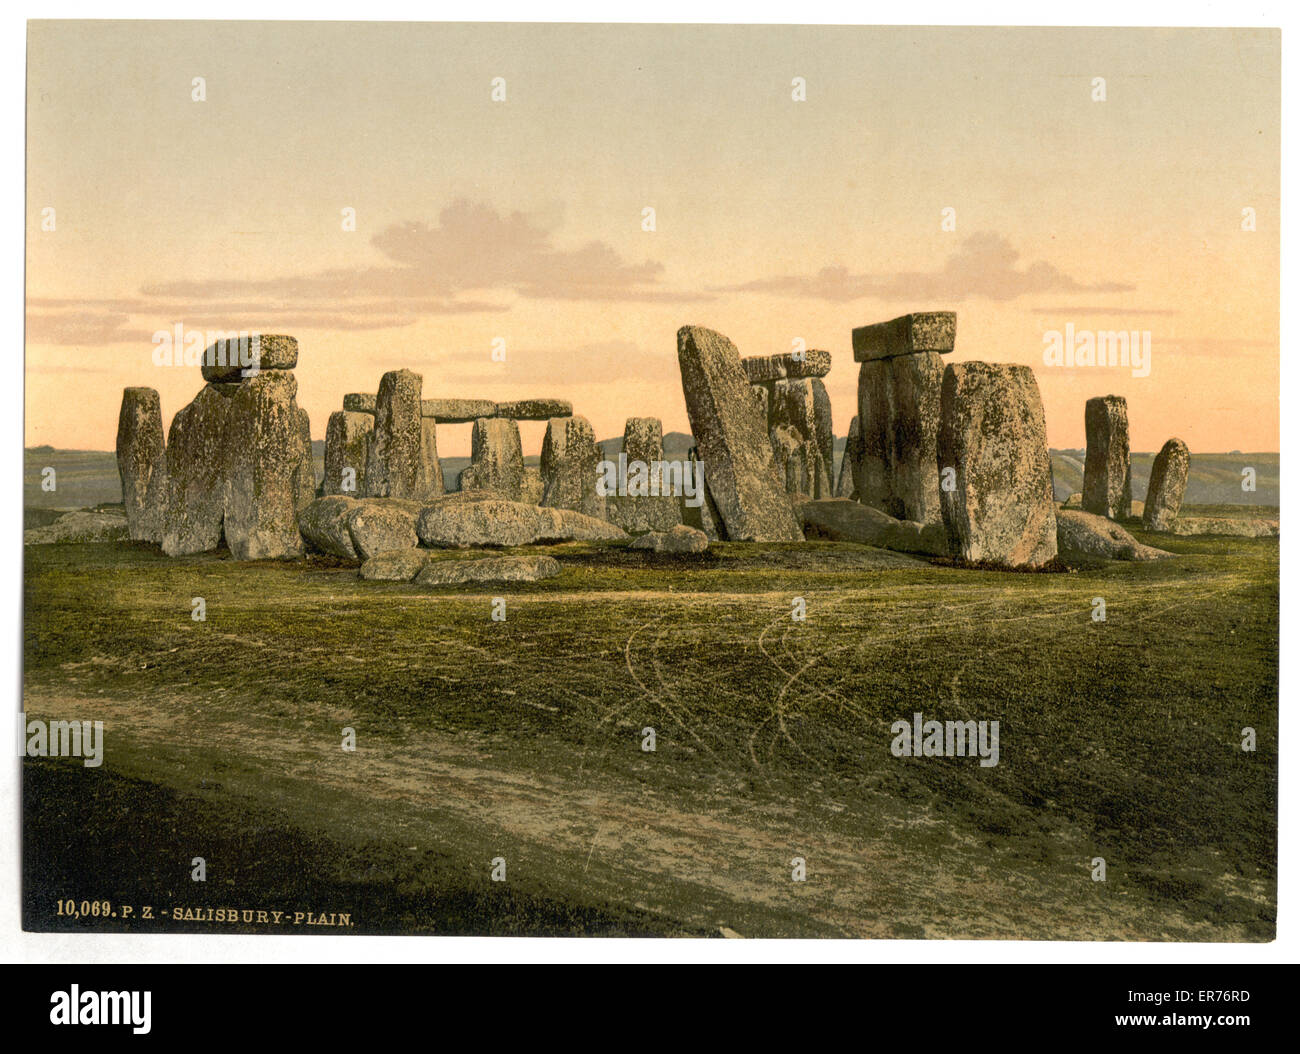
[26,21,1280,456]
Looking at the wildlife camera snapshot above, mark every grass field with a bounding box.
[22,525,1277,939]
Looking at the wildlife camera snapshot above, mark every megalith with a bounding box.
[223,371,305,560]
[1083,395,1132,519]
[115,387,168,542]
[293,407,315,513]
[162,383,236,556]
[834,414,862,500]
[459,417,524,500]
[676,326,802,542]
[364,369,434,500]
[937,362,1058,568]
[323,410,373,496]
[606,416,682,533]
[1143,437,1190,531]
[540,414,605,519]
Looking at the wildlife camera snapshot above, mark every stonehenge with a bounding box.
[106,312,1199,575]
[1083,395,1132,519]
[677,326,804,542]
[853,311,955,524]
[1143,438,1190,531]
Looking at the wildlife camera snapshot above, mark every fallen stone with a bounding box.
[540,414,605,519]
[459,417,524,500]
[798,499,947,555]
[1143,438,1190,531]
[628,524,710,553]
[1083,395,1131,519]
[323,411,373,496]
[1062,492,1083,508]
[201,333,298,383]
[115,387,167,542]
[365,369,437,500]
[496,398,572,421]
[359,547,435,581]
[416,498,626,548]
[676,325,803,542]
[857,349,945,523]
[298,495,360,558]
[938,362,1058,568]
[420,397,497,422]
[343,392,376,414]
[740,350,832,383]
[413,554,562,586]
[853,312,956,363]
[25,508,128,544]
[1170,516,1279,538]
[347,500,421,561]
[1057,509,1173,562]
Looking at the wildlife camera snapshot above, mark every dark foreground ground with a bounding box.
[22,517,1277,939]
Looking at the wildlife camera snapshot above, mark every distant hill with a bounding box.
[25,443,1281,510]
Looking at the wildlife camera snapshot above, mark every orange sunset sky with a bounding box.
[26,21,1279,457]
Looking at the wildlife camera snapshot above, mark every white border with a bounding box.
[3,0,1292,965]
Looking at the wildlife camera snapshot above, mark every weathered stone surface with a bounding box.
[25,508,128,545]
[323,411,373,496]
[223,371,305,560]
[1170,516,1278,538]
[1056,510,1172,563]
[162,383,236,556]
[421,419,444,497]
[459,417,524,499]
[680,449,724,540]
[495,398,572,421]
[365,370,436,500]
[769,425,810,497]
[343,392,376,414]
[540,415,605,518]
[857,351,945,523]
[1083,395,1131,519]
[1062,492,1083,508]
[852,312,956,363]
[520,465,545,505]
[359,547,435,581]
[628,524,709,554]
[605,417,683,533]
[348,501,421,561]
[834,415,862,499]
[201,333,298,383]
[116,387,167,542]
[293,407,315,513]
[751,383,769,425]
[299,495,360,558]
[770,378,830,499]
[811,378,834,494]
[937,362,1058,568]
[740,350,832,383]
[676,326,802,542]
[416,498,626,548]
[420,398,497,422]
[413,554,562,586]
[798,499,947,555]
[1143,438,1190,531]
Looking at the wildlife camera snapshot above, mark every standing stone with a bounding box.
[162,383,236,556]
[857,351,946,523]
[540,415,605,519]
[293,407,315,513]
[223,371,305,560]
[1143,438,1190,531]
[343,392,376,414]
[938,362,1057,568]
[770,378,829,499]
[607,417,682,532]
[835,415,862,500]
[421,419,444,497]
[680,447,724,540]
[810,378,834,495]
[365,370,433,500]
[676,326,802,542]
[1083,395,1132,519]
[323,410,373,496]
[115,387,167,542]
[459,417,524,500]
